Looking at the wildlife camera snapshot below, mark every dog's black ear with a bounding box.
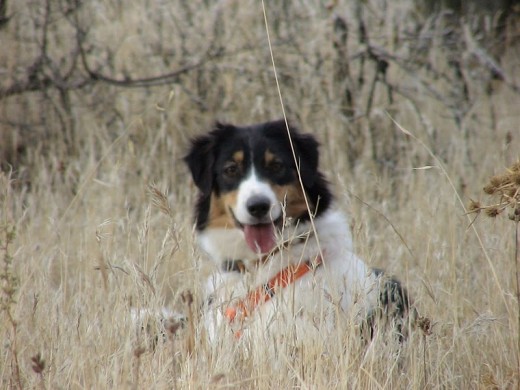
[183,133,216,196]
[291,130,320,187]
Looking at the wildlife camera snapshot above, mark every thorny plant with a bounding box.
[469,161,520,220]
[468,160,520,379]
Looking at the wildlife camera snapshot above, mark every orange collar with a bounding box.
[224,255,323,337]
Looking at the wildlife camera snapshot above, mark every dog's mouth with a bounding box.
[243,224,276,254]
[229,208,281,254]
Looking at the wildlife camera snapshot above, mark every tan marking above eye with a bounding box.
[264,150,285,172]
[233,150,244,164]
[222,150,244,178]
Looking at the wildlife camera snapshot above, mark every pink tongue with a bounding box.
[243,224,276,254]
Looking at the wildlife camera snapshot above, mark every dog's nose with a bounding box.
[246,195,271,218]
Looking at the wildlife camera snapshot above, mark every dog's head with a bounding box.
[183,120,332,254]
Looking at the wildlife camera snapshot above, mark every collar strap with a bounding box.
[224,255,323,336]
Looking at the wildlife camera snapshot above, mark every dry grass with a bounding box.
[1,0,520,388]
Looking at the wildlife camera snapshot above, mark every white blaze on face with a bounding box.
[234,168,281,253]
[234,168,281,223]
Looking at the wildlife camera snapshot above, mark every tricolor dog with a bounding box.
[184,120,412,343]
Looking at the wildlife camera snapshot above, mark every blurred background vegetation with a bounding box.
[1,0,519,180]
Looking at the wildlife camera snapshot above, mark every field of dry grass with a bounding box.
[1,0,520,388]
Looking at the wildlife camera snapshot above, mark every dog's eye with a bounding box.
[268,160,284,174]
[223,162,239,178]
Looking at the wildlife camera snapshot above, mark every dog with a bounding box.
[183,120,413,345]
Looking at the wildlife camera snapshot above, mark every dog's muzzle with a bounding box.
[246,195,272,219]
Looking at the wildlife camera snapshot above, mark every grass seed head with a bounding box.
[416,316,432,336]
[489,174,509,189]
[511,172,520,186]
[475,161,520,220]
[31,353,45,374]
[133,346,146,358]
[482,184,496,195]
[181,290,193,306]
[509,206,520,222]
[510,160,520,173]
[485,206,500,218]
[468,200,481,213]
[166,319,182,336]
[488,176,502,188]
